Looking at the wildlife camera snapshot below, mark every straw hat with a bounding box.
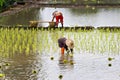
[52,11,58,16]
[65,39,74,49]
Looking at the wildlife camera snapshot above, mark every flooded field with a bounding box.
[0,7,120,28]
[0,0,120,80]
[0,28,120,80]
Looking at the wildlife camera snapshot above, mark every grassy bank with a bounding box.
[0,0,23,12]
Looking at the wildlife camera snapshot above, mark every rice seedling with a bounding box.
[108,63,112,67]
[0,73,5,77]
[50,56,54,60]
[0,28,38,57]
[58,74,63,79]
[108,57,114,61]
[32,70,37,74]
[0,27,119,57]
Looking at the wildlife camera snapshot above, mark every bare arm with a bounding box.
[52,16,55,21]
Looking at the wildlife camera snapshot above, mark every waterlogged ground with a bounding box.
[1,7,120,28]
[0,28,120,80]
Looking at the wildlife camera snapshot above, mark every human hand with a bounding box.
[66,50,70,54]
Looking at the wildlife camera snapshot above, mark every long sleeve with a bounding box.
[58,37,67,48]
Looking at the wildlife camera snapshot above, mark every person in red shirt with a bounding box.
[52,11,64,27]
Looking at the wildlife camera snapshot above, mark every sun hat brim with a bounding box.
[65,39,74,49]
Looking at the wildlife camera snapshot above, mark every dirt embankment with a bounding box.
[0,0,46,17]
[1,0,120,17]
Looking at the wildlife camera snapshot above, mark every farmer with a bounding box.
[52,11,63,27]
[58,37,74,56]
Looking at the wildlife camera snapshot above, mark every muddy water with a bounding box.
[39,7,120,28]
[1,50,120,80]
[0,7,120,27]
[0,30,120,80]
[0,2,120,79]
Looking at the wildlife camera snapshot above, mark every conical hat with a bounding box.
[65,39,74,49]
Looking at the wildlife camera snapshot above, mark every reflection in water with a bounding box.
[0,29,119,80]
[0,7,120,27]
[58,53,74,70]
[40,7,120,27]
[1,53,37,80]
[1,53,49,80]
[59,53,74,64]
[0,8,40,26]
[68,7,98,15]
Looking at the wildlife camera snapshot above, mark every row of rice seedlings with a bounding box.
[37,30,60,54]
[0,27,119,57]
[39,28,120,55]
[0,28,38,57]
[73,29,120,54]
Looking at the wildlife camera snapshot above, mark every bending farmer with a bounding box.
[52,11,63,27]
[58,37,74,56]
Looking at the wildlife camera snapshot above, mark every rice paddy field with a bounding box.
[0,27,120,80]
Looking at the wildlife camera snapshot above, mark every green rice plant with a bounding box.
[0,27,119,58]
[0,28,38,57]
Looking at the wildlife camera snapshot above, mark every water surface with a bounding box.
[0,29,120,80]
[0,7,120,28]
